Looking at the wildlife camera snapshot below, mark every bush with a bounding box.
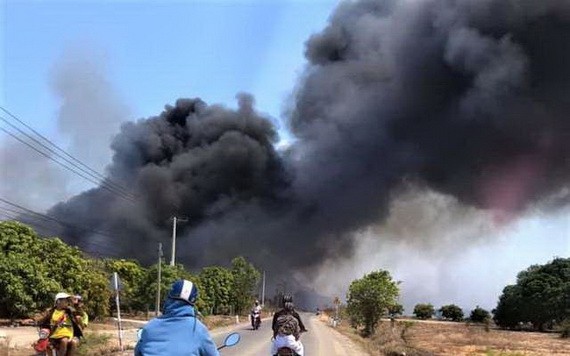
[387,303,404,318]
[493,258,569,331]
[346,270,400,336]
[560,319,570,338]
[470,306,491,323]
[439,304,464,322]
[413,303,434,320]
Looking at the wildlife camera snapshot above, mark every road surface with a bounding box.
[210,313,366,356]
[0,314,366,355]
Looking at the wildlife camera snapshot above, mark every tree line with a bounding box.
[345,257,569,336]
[0,221,260,320]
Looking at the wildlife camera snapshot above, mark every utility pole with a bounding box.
[261,271,266,307]
[113,272,124,350]
[156,242,163,316]
[170,216,188,266]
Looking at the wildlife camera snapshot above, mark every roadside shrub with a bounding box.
[413,303,434,320]
[560,319,570,338]
[470,306,491,323]
[439,304,464,322]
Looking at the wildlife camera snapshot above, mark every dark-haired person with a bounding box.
[271,295,306,356]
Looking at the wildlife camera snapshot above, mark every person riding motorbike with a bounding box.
[271,295,306,356]
[135,279,219,356]
[272,295,307,337]
[71,295,88,331]
[36,292,83,356]
[250,300,262,330]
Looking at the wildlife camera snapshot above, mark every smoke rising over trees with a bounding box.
[45,0,569,279]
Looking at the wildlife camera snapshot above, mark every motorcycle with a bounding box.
[32,328,54,356]
[272,329,307,356]
[251,311,261,330]
[276,347,299,356]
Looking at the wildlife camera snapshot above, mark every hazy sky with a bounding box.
[1,0,568,312]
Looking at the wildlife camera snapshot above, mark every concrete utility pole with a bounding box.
[261,271,266,307]
[170,216,188,266]
[156,242,163,316]
[113,272,124,350]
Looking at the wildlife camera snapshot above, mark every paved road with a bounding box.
[210,313,366,355]
[2,314,366,355]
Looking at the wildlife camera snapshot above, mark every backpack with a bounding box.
[276,314,299,336]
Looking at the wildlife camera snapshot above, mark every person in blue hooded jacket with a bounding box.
[135,279,219,356]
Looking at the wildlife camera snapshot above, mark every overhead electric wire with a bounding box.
[0,107,138,204]
[0,202,133,258]
[0,121,137,204]
[0,126,134,203]
[0,211,126,259]
[0,106,134,196]
[0,197,118,240]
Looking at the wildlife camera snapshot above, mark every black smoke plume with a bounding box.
[49,0,569,275]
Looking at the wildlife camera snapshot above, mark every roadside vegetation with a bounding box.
[0,221,263,321]
[0,220,266,354]
[337,257,570,355]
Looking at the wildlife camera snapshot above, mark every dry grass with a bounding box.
[76,332,135,356]
[331,318,570,356]
[202,315,238,330]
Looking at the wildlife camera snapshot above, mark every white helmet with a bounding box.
[54,292,71,302]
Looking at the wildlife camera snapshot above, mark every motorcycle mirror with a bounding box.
[223,332,240,347]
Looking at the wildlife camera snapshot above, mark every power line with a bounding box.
[0,197,118,240]
[0,106,134,195]
[0,205,131,259]
[0,121,137,204]
[0,107,138,203]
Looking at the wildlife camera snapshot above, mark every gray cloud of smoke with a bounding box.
[51,46,128,173]
[47,0,569,289]
[1,46,127,212]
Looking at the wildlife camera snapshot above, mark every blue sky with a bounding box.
[1,0,568,310]
[2,0,338,136]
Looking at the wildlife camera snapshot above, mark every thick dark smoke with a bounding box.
[49,0,569,278]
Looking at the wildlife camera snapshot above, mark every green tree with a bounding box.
[83,259,113,318]
[0,221,112,319]
[387,303,404,318]
[0,222,60,317]
[493,258,570,331]
[470,306,490,323]
[230,257,260,315]
[346,270,400,336]
[439,304,464,322]
[413,303,435,320]
[139,262,198,312]
[199,266,233,315]
[104,259,147,312]
[38,236,112,318]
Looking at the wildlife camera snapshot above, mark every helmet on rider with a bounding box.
[54,292,71,302]
[168,279,198,305]
[282,294,293,304]
[255,300,259,306]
